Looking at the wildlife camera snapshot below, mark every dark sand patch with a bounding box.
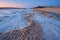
[3,16,10,18]
[0,33,3,40]
[0,20,3,22]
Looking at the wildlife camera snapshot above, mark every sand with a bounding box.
[34,7,60,14]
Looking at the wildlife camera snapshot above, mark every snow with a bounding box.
[30,11,60,40]
[0,9,60,40]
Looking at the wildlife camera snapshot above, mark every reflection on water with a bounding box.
[0,9,60,40]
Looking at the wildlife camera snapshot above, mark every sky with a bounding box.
[0,0,60,8]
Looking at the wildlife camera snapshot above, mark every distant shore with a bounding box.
[34,7,60,14]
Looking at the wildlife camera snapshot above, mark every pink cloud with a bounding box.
[0,1,27,8]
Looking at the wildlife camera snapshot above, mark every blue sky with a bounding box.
[0,0,60,8]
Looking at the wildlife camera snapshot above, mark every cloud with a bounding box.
[0,1,27,8]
